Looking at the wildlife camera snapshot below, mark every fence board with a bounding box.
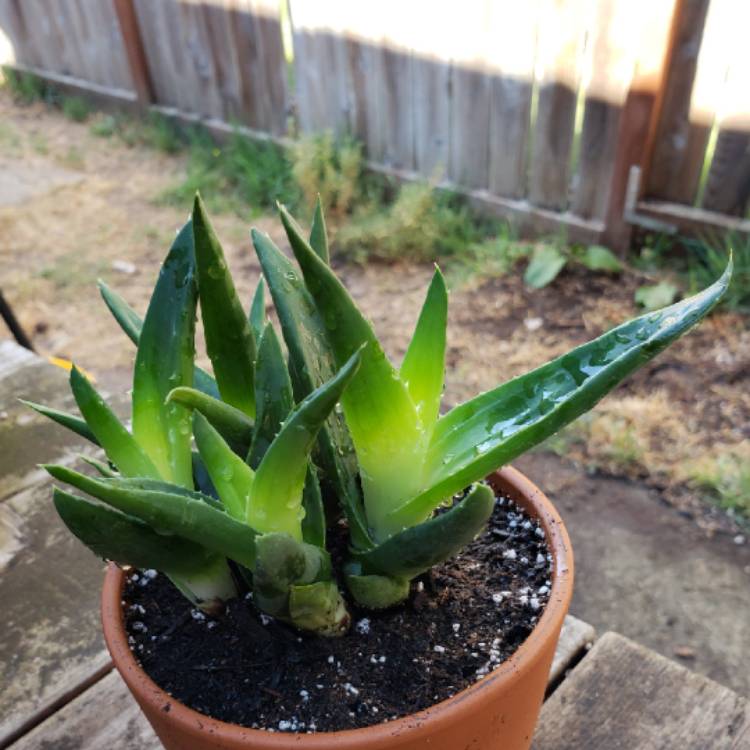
[528,0,586,211]
[572,0,638,220]
[486,0,537,200]
[448,0,491,190]
[411,7,452,177]
[645,0,711,204]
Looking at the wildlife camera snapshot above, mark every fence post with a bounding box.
[601,0,687,252]
[112,0,155,106]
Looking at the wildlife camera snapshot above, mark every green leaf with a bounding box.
[252,228,372,549]
[524,245,567,288]
[250,349,362,540]
[96,475,225,510]
[166,387,254,452]
[357,483,494,579]
[98,280,219,399]
[79,455,117,477]
[289,581,349,635]
[248,277,267,343]
[132,219,197,487]
[192,412,255,521]
[635,281,678,311]
[400,267,447,433]
[343,565,410,610]
[301,466,325,547]
[44,465,258,568]
[390,263,732,528]
[276,205,424,539]
[70,366,160,479]
[246,324,294,470]
[309,196,330,264]
[53,487,216,575]
[193,194,256,417]
[581,245,623,272]
[19,400,98,445]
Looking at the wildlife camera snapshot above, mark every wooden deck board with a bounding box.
[533,631,750,749]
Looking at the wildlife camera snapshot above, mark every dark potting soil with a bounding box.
[123,492,553,733]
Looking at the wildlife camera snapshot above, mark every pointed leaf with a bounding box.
[399,267,447,432]
[391,264,732,528]
[132,219,197,487]
[20,399,98,445]
[301,466,325,548]
[250,349,362,540]
[98,280,218,399]
[249,277,267,343]
[309,196,330,264]
[277,205,424,537]
[252,228,371,549]
[524,245,567,288]
[79,455,117,477]
[53,487,216,575]
[167,386,254,451]
[247,323,294,469]
[193,412,255,521]
[193,194,256,417]
[70,366,160,479]
[357,483,494,579]
[45,465,257,568]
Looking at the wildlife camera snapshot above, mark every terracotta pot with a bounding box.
[101,465,573,750]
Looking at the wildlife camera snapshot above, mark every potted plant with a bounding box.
[28,195,730,750]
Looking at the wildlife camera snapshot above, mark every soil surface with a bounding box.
[124,494,551,732]
[1,90,748,695]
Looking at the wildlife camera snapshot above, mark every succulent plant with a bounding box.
[31,194,731,634]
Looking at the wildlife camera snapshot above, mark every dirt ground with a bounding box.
[1,91,748,694]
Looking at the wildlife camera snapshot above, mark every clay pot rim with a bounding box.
[101,464,574,748]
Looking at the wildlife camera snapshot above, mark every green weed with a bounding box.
[1,66,52,104]
[689,446,750,517]
[62,96,91,122]
[90,114,119,138]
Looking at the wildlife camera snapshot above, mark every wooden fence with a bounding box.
[0,0,748,249]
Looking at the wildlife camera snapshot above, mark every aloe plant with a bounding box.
[30,194,731,632]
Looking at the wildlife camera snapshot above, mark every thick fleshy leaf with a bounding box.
[132,219,197,487]
[390,264,732,528]
[53,487,216,574]
[277,205,424,539]
[20,399,98,444]
[301,467,325,548]
[70,366,160,479]
[192,412,255,521]
[356,483,494,579]
[98,280,218,399]
[167,387,254,452]
[45,465,257,568]
[343,564,410,610]
[79,455,117,477]
[92,475,225,510]
[250,349,362,540]
[193,194,256,417]
[246,324,294,470]
[289,581,350,636]
[252,228,371,549]
[399,267,448,433]
[309,196,330,264]
[249,277,267,343]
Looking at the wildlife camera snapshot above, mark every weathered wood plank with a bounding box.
[645,0,711,204]
[8,670,159,750]
[533,632,750,750]
[0,479,112,747]
[528,0,585,210]
[548,615,595,685]
[448,0,491,189]
[486,0,537,200]
[112,0,155,104]
[571,0,636,220]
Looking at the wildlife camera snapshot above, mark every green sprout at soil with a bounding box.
[28,196,732,634]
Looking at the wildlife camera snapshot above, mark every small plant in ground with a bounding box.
[29,196,731,634]
[524,243,624,289]
[688,443,750,517]
[1,66,51,104]
[291,131,362,218]
[61,95,91,122]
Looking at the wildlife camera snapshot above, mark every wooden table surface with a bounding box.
[1,340,748,749]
